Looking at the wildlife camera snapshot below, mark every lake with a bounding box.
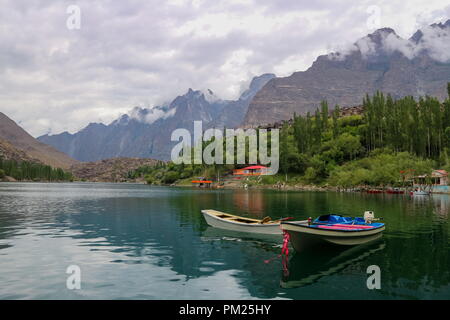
[0,182,449,299]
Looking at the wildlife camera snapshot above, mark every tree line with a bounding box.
[131,83,450,187]
[277,84,450,186]
[363,89,450,159]
[0,158,73,182]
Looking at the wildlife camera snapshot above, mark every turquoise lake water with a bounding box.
[0,182,449,299]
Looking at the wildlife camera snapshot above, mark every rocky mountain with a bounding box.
[243,20,450,126]
[0,112,78,169]
[0,138,42,164]
[211,73,276,128]
[70,158,159,182]
[38,73,275,161]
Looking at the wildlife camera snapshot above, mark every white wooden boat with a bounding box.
[281,213,385,252]
[201,209,283,235]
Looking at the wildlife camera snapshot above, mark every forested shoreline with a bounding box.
[129,84,450,188]
[0,158,73,182]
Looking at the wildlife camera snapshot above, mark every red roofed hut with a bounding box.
[191,177,213,188]
[233,165,269,176]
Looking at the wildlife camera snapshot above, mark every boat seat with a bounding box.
[259,216,272,224]
[231,218,256,224]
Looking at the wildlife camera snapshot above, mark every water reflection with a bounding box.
[232,191,266,217]
[281,241,386,289]
[0,183,449,299]
[430,194,450,219]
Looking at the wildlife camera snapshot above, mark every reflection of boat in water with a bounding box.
[410,189,430,196]
[201,209,286,235]
[366,189,384,194]
[280,241,386,289]
[386,188,404,194]
[281,213,385,251]
[201,226,282,245]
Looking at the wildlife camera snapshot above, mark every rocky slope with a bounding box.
[70,158,159,182]
[0,112,78,169]
[243,20,450,126]
[0,138,42,164]
[38,74,275,161]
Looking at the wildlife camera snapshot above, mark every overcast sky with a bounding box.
[1,0,449,137]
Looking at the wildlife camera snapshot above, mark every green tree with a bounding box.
[163,171,180,184]
[335,133,362,161]
[320,100,329,130]
[332,105,340,139]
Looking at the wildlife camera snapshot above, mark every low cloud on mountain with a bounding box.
[329,19,450,62]
[127,106,176,125]
[0,0,449,137]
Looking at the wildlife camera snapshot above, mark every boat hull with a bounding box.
[386,190,404,194]
[411,191,430,196]
[201,210,283,235]
[282,222,385,251]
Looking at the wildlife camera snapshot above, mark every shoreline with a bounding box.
[3,179,450,195]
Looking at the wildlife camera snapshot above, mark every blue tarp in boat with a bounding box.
[311,214,384,231]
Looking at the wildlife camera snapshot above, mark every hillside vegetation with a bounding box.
[72,158,160,182]
[130,84,450,188]
[0,158,73,182]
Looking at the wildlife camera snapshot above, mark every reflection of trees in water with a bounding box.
[63,196,213,276]
[232,190,265,217]
[200,229,283,298]
[3,185,449,299]
[379,229,450,297]
[71,189,448,298]
[430,194,450,219]
[281,241,386,289]
[57,194,285,298]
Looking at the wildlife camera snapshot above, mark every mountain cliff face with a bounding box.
[38,74,275,161]
[211,73,276,128]
[243,20,450,126]
[0,112,78,169]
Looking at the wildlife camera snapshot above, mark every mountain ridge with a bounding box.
[243,20,450,126]
[38,73,275,161]
[36,19,450,161]
[0,112,78,169]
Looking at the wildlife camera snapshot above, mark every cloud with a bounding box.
[0,0,448,137]
[328,19,450,62]
[127,106,176,125]
[382,33,417,59]
[416,23,450,62]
